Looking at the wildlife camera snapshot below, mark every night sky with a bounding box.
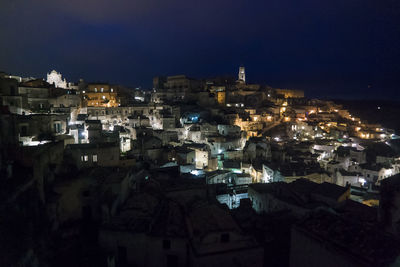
[1,0,399,99]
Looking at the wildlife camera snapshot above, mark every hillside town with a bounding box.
[1,67,400,267]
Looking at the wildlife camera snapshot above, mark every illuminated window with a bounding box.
[94,88,97,92]
[102,95,105,99]
[54,123,62,133]
[111,88,113,92]
[101,88,104,92]
[92,154,98,162]
[81,155,89,162]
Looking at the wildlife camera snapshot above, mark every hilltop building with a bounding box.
[81,83,119,107]
[238,66,246,84]
[47,70,67,89]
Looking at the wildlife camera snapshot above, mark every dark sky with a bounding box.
[1,0,399,99]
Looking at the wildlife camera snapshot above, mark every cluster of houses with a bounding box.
[1,68,400,266]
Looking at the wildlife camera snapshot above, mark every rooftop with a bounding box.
[311,182,349,200]
[188,204,240,239]
[249,179,349,208]
[381,173,400,190]
[295,210,400,266]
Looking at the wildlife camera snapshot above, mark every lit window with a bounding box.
[81,155,89,162]
[101,88,104,92]
[94,88,97,92]
[102,95,105,99]
[92,155,98,162]
[111,88,113,92]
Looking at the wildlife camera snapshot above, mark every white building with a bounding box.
[238,66,246,84]
[47,70,67,89]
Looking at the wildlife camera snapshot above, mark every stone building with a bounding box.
[65,142,120,169]
[380,174,400,237]
[18,79,52,112]
[248,179,350,216]
[290,210,400,267]
[46,70,67,89]
[82,83,119,107]
[275,89,304,98]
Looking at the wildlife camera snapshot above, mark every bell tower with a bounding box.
[238,66,246,84]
